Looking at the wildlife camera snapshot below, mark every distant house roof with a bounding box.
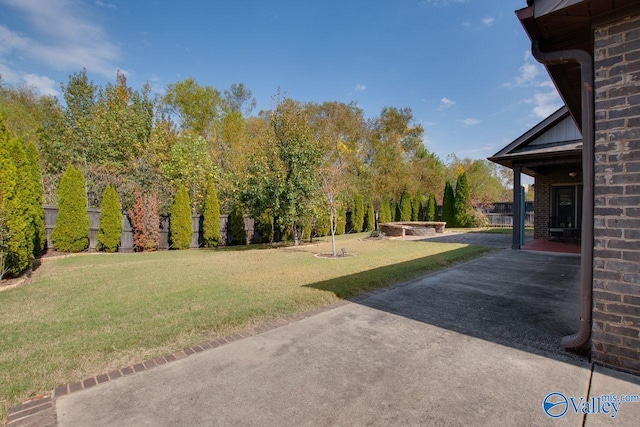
[488,105,582,176]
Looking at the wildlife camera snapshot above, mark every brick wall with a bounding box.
[592,13,640,375]
[533,169,582,240]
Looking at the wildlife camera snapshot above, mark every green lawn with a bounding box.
[0,233,492,419]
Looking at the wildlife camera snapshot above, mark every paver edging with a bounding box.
[5,300,350,427]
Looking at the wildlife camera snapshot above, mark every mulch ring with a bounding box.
[314,253,355,259]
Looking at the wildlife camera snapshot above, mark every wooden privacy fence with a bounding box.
[44,206,255,252]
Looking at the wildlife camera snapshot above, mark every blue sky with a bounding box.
[0,0,563,163]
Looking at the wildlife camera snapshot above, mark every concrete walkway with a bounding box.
[11,246,640,426]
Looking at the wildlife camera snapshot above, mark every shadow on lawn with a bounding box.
[304,247,588,366]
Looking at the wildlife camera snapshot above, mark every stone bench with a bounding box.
[379,221,447,238]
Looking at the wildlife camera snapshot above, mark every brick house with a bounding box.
[501,0,640,376]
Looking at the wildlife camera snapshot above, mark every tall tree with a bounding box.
[162,77,223,141]
[369,107,425,202]
[224,83,256,116]
[163,132,215,212]
[441,180,455,227]
[242,97,322,245]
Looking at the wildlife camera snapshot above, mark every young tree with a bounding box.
[202,179,221,248]
[398,190,412,222]
[351,193,364,233]
[170,186,193,250]
[441,180,455,227]
[454,172,472,228]
[425,192,438,222]
[97,185,122,252]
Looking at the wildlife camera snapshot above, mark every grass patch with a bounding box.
[0,233,492,419]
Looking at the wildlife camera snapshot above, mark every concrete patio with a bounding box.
[9,242,640,426]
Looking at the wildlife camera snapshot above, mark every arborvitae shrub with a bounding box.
[97,185,122,252]
[314,210,330,237]
[128,193,160,252]
[378,199,392,224]
[426,192,437,221]
[202,179,221,248]
[351,193,364,233]
[391,198,400,221]
[335,204,346,235]
[0,125,29,277]
[399,190,412,222]
[228,204,246,245]
[2,134,31,275]
[25,142,46,255]
[454,172,472,228]
[51,164,89,252]
[441,181,455,227]
[363,200,375,232]
[254,210,274,243]
[170,186,193,250]
[411,191,422,222]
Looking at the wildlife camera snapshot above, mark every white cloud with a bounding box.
[439,97,455,109]
[482,17,495,27]
[527,90,563,119]
[505,52,543,88]
[0,0,122,80]
[421,0,467,6]
[0,59,21,82]
[95,0,116,9]
[22,73,59,96]
[355,83,366,92]
[463,118,481,126]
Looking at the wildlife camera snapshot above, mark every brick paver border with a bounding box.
[5,300,351,427]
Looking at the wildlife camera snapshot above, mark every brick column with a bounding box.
[592,13,640,375]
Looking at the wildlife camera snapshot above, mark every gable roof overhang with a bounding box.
[488,105,583,177]
[517,0,640,129]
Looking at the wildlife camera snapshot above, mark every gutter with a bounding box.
[531,40,594,350]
